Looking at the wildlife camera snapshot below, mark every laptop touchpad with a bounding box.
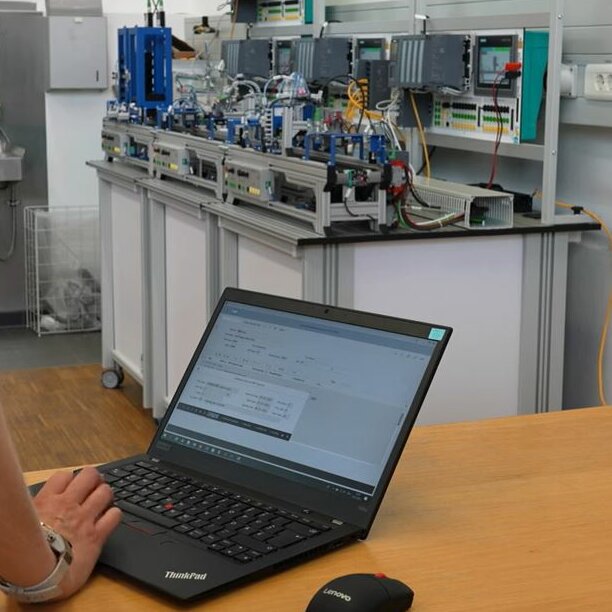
[122,518,168,536]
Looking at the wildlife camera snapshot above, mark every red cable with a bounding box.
[388,160,410,198]
[486,64,521,189]
[486,72,505,189]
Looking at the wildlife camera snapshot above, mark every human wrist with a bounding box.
[26,531,58,588]
[0,524,73,603]
[0,525,56,589]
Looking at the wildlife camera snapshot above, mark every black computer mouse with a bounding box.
[306,573,414,612]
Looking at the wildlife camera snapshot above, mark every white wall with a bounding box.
[557,126,612,409]
[36,0,225,209]
[0,0,227,320]
[0,0,223,13]
[101,0,221,14]
[45,10,206,209]
[0,0,45,10]
[46,93,107,208]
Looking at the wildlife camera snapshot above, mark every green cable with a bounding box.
[395,201,410,229]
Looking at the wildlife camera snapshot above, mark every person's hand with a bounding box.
[32,467,122,599]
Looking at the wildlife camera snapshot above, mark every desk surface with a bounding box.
[3,407,612,611]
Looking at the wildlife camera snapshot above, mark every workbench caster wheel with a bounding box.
[101,367,124,389]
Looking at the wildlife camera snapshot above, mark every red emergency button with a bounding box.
[374,573,387,579]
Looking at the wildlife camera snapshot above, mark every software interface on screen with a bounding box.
[478,37,513,89]
[161,302,440,502]
[358,46,383,61]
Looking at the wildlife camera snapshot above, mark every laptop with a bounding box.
[57,288,451,600]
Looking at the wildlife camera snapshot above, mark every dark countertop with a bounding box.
[296,212,601,246]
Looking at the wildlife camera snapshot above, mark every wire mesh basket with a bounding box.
[25,206,101,336]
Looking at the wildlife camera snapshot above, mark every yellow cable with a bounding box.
[344,85,358,122]
[534,190,611,405]
[346,82,383,121]
[408,91,431,178]
[344,84,406,148]
[345,83,359,121]
[551,198,612,250]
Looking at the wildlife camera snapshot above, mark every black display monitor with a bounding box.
[474,34,518,97]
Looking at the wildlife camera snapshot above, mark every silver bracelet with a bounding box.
[0,523,73,603]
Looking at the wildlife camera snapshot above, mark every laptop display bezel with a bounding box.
[148,287,451,534]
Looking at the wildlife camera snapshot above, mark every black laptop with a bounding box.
[88,288,451,600]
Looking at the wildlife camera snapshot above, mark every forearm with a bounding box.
[0,408,56,587]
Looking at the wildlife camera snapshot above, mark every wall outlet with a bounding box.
[584,63,612,101]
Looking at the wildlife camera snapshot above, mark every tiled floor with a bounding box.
[0,328,101,370]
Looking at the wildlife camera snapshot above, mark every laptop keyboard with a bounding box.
[102,460,339,564]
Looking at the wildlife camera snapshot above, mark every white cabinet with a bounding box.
[141,179,220,417]
[164,205,211,400]
[47,16,108,90]
[96,163,152,405]
[93,162,571,425]
[109,183,145,378]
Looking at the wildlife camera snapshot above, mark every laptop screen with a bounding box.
[158,300,442,504]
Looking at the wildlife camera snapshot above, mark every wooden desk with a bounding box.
[3,407,612,611]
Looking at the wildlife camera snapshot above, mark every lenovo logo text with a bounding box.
[323,588,352,602]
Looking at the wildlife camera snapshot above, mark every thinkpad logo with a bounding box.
[323,588,352,602]
[165,571,208,581]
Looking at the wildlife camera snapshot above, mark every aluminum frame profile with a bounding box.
[103,120,510,233]
[225,146,384,234]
